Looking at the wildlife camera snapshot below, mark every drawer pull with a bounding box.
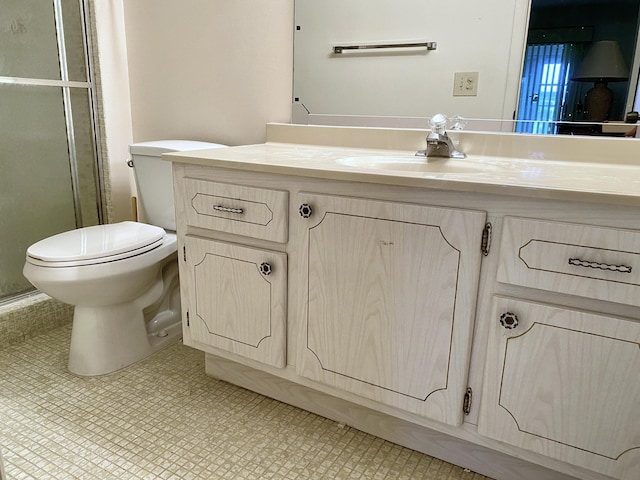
[259,262,272,276]
[568,258,632,274]
[299,203,313,218]
[481,222,492,256]
[212,205,244,215]
[499,312,519,330]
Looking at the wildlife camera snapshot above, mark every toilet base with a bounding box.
[68,303,182,376]
[67,268,182,377]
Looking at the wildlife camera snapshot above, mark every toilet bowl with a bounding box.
[24,222,179,376]
[23,140,226,376]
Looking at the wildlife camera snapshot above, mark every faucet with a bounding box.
[416,114,466,159]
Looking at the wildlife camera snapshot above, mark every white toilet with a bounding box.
[23,140,226,376]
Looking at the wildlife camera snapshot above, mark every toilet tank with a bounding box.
[128,140,227,231]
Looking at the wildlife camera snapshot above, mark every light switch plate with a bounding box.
[453,72,479,96]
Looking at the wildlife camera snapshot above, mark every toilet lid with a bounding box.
[27,222,166,263]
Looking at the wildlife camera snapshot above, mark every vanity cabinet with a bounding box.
[295,192,487,426]
[479,216,640,480]
[168,129,640,480]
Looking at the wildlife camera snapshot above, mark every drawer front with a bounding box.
[182,178,288,242]
[498,216,640,306]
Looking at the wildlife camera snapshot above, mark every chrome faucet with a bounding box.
[416,114,466,159]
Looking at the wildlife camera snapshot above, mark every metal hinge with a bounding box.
[183,246,186,262]
[463,387,473,415]
[186,310,190,327]
[481,222,492,256]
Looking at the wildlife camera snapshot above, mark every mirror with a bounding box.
[293,0,640,136]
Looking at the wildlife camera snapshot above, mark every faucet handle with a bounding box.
[429,113,448,134]
[450,115,467,130]
[429,114,467,133]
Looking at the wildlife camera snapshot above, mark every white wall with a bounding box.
[122,0,294,146]
[92,0,134,223]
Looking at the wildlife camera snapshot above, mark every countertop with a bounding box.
[164,124,640,207]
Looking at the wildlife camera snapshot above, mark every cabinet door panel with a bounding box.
[182,236,286,367]
[479,296,640,480]
[297,193,486,426]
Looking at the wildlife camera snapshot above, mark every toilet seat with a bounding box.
[26,222,166,267]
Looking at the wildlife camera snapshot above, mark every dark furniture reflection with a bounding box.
[557,121,630,137]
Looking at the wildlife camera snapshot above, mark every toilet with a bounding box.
[23,140,226,376]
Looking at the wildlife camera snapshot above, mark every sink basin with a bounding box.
[337,155,493,174]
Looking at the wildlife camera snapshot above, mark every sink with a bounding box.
[337,155,493,174]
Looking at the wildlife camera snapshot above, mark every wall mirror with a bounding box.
[292,0,640,136]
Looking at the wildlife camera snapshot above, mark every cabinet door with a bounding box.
[181,236,287,368]
[296,193,486,426]
[479,296,640,480]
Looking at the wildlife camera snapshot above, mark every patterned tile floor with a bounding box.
[0,323,491,479]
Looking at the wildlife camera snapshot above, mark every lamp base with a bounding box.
[584,81,612,121]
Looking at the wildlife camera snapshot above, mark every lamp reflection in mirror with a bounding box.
[572,40,629,121]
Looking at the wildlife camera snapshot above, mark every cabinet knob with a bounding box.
[259,262,272,276]
[299,203,313,218]
[499,312,519,329]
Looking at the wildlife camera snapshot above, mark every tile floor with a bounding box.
[0,323,491,479]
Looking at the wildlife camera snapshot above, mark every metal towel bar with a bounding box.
[332,41,437,54]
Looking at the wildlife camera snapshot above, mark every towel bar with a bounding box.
[332,41,437,54]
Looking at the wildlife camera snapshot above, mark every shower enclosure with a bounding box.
[0,0,102,300]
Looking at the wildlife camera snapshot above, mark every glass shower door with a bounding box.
[0,0,101,299]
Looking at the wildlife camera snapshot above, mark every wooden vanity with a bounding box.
[166,124,640,480]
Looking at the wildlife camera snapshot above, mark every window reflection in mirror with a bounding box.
[516,0,640,136]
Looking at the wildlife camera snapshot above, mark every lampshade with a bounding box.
[573,40,629,81]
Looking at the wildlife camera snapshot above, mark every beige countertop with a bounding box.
[165,124,640,207]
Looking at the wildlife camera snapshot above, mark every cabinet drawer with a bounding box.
[182,178,288,242]
[498,216,640,307]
